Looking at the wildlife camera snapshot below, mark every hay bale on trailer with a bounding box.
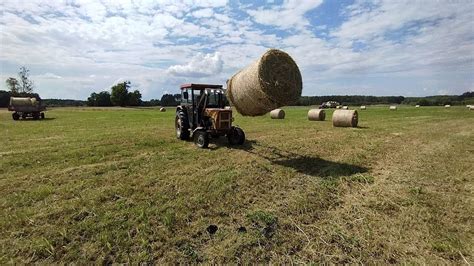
[332,109,358,127]
[160,107,166,112]
[226,49,302,116]
[270,109,285,119]
[360,106,366,110]
[444,105,451,108]
[390,106,397,110]
[307,109,325,121]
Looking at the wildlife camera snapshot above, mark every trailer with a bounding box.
[8,97,46,120]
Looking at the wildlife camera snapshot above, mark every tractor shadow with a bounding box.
[230,139,368,177]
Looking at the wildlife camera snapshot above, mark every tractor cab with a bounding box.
[175,83,245,148]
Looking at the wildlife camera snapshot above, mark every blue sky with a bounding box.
[0,0,473,100]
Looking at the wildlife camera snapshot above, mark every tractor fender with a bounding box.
[192,127,205,133]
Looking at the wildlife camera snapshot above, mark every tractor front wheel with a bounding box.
[227,126,245,145]
[175,111,190,140]
[12,113,20,120]
[194,130,209,148]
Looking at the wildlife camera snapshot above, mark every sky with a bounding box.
[0,0,473,100]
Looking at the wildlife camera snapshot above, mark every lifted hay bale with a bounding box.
[226,49,302,116]
[160,107,166,112]
[444,105,451,108]
[360,106,366,110]
[308,109,325,121]
[332,109,358,127]
[390,106,397,110]
[270,109,285,119]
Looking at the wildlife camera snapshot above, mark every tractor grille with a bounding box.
[219,111,231,129]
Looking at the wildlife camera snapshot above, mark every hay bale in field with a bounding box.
[360,106,366,110]
[390,106,397,110]
[342,106,348,110]
[160,107,166,112]
[444,105,451,108]
[336,106,341,109]
[466,105,471,108]
[332,109,358,127]
[415,105,420,108]
[270,109,285,119]
[470,106,474,111]
[226,49,302,116]
[307,109,325,121]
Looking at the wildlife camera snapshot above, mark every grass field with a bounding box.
[1,106,473,263]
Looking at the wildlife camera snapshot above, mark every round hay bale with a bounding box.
[360,106,366,110]
[444,104,451,108]
[336,106,341,109]
[270,109,285,119]
[226,49,302,116]
[470,106,474,111]
[389,106,397,110]
[342,106,348,110]
[415,105,420,108]
[160,107,166,112]
[332,109,358,127]
[10,97,37,107]
[308,109,325,121]
[466,105,471,108]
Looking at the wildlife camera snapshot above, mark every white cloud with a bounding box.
[35,72,63,79]
[192,8,214,18]
[167,52,223,77]
[247,0,323,30]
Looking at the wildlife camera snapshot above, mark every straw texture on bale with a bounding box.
[10,97,38,107]
[360,106,366,110]
[415,105,420,108]
[390,106,397,110]
[332,109,358,127]
[160,107,166,112]
[444,105,451,108]
[342,106,348,110]
[270,109,285,119]
[226,49,302,116]
[307,109,325,121]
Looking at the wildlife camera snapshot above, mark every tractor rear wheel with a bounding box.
[194,130,209,148]
[12,113,20,120]
[175,111,190,140]
[227,126,245,145]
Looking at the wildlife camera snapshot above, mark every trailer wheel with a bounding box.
[41,113,45,119]
[22,114,27,119]
[12,113,20,120]
[32,112,39,120]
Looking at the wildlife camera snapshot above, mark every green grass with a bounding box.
[1,106,473,263]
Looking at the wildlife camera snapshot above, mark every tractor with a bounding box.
[175,83,245,148]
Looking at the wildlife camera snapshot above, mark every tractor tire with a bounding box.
[12,113,20,120]
[227,126,245,145]
[41,113,45,119]
[175,110,190,140]
[194,130,209,148]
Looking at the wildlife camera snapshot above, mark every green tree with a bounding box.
[18,66,34,93]
[87,91,112,106]
[5,77,19,94]
[110,81,130,106]
[128,90,142,106]
[160,94,178,106]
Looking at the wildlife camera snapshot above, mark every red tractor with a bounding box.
[175,84,245,148]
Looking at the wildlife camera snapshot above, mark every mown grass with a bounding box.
[0,106,473,263]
